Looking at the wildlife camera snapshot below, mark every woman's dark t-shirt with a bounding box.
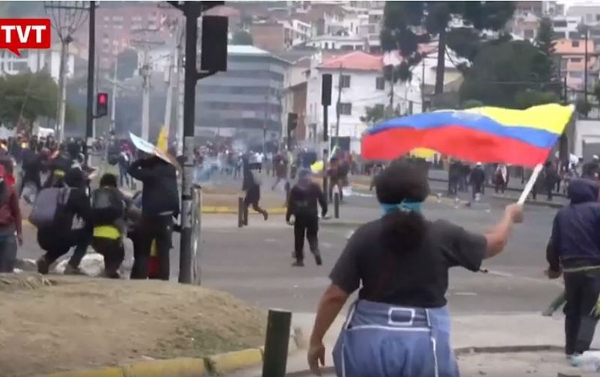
[329,218,487,308]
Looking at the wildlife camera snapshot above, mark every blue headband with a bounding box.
[381,200,422,216]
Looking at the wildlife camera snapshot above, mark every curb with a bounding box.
[491,195,564,209]
[202,206,287,215]
[283,345,565,377]
[38,328,305,377]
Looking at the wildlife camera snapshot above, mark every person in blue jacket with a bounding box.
[546,178,600,359]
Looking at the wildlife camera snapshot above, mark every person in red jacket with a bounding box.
[0,164,22,272]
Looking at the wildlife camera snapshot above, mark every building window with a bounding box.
[571,57,582,63]
[340,74,351,88]
[572,41,580,48]
[376,77,385,90]
[339,102,352,115]
[569,71,583,78]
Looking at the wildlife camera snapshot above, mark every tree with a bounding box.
[360,104,386,125]
[461,99,483,109]
[232,30,253,46]
[515,89,559,109]
[381,2,515,93]
[0,71,76,132]
[531,17,560,94]
[576,98,592,117]
[459,40,542,108]
[112,48,138,81]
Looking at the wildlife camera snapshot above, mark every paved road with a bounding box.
[16,171,563,316]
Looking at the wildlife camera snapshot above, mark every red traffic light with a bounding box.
[97,93,107,105]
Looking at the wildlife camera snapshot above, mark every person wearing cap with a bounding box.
[286,168,327,267]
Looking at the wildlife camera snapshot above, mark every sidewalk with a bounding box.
[491,192,567,209]
[225,312,600,377]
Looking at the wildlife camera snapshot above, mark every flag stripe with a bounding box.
[362,126,551,167]
[367,111,558,149]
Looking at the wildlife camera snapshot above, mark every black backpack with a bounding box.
[91,187,124,225]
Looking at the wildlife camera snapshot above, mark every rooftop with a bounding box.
[318,50,382,71]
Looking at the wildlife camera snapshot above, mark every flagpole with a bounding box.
[517,164,543,204]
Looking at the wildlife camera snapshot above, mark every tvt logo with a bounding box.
[0,18,51,57]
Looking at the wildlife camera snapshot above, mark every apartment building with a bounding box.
[552,16,583,39]
[555,39,598,93]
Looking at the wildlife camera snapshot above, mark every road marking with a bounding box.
[453,292,477,296]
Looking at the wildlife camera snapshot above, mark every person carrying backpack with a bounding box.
[90,173,133,278]
[286,168,327,267]
[34,168,93,274]
[0,165,22,272]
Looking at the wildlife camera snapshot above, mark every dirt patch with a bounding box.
[0,274,266,377]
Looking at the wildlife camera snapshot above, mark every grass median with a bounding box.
[0,274,266,377]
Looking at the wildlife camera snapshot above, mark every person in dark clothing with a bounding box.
[582,156,600,179]
[546,178,600,359]
[19,147,43,200]
[90,173,133,278]
[286,169,327,267]
[307,158,523,376]
[127,155,179,280]
[469,162,485,200]
[0,165,23,273]
[36,168,93,274]
[241,161,268,224]
[448,160,461,195]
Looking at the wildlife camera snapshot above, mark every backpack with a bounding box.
[29,187,71,229]
[91,187,124,225]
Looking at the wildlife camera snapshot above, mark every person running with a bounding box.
[241,159,268,224]
[307,158,523,377]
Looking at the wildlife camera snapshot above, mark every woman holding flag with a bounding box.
[308,104,574,376]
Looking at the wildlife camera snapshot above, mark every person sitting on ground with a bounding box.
[307,158,524,377]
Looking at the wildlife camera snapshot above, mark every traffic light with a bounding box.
[96,92,108,118]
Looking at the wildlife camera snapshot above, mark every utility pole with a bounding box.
[334,64,343,149]
[84,1,96,165]
[110,55,118,133]
[164,50,175,134]
[584,29,589,107]
[131,28,164,141]
[263,91,269,154]
[421,58,426,112]
[168,1,228,284]
[176,38,185,154]
[44,1,88,144]
[93,52,100,139]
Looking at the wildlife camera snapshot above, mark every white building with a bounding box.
[567,4,600,26]
[552,15,582,39]
[0,43,77,81]
[305,50,422,153]
[305,34,367,51]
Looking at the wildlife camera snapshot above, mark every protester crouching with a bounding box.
[546,178,600,359]
[35,168,93,274]
[90,173,134,278]
[0,165,22,272]
[127,154,179,280]
[308,158,523,377]
[286,169,327,267]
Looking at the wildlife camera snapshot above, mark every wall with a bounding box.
[250,23,285,52]
[574,119,600,157]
